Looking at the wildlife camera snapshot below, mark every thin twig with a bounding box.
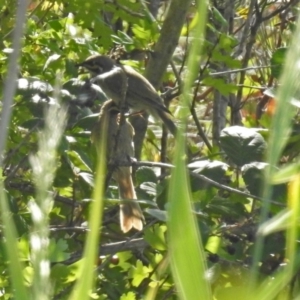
[208,65,272,77]
[130,160,285,207]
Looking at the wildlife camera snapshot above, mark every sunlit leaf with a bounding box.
[220,126,266,167]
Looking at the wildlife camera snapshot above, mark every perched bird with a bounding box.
[91,100,144,233]
[77,55,177,135]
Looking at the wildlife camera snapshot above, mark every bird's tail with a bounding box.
[156,109,177,136]
[114,167,144,233]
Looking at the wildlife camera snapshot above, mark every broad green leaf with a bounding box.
[241,162,268,197]
[135,166,157,185]
[139,182,157,196]
[220,126,266,167]
[242,162,287,200]
[204,196,248,219]
[144,224,167,251]
[145,208,167,222]
[71,113,99,130]
[189,160,228,190]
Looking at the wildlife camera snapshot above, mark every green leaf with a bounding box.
[130,260,152,287]
[139,182,157,197]
[72,113,99,130]
[145,208,167,222]
[188,160,228,190]
[78,172,94,187]
[43,54,61,70]
[202,77,238,95]
[65,150,92,172]
[112,30,133,45]
[51,264,72,285]
[48,20,64,31]
[218,34,238,49]
[242,162,287,200]
[135,167,157,185]
[49,238,70,262]
[220,126,266,167]
[207,197,248,218]
[144,224,167,250]
[241,162,268,197]
[211,7,228,27]
[270,47,287,79]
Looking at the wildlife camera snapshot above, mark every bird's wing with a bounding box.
[124,66,171,114]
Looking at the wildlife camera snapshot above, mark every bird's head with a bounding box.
[76,55,116,76]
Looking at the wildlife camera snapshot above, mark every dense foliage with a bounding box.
[1,0,300,299]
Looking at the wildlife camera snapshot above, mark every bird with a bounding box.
[91,100,144,233]
[77,55,177,136]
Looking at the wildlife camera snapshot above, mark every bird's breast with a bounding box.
[95,67,128,105]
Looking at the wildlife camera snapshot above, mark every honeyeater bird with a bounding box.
[91,100,144,233]
[77,55,177,136]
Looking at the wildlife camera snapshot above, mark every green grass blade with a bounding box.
[168,131,211,300]
[0,2,31,298]
[286,175,300,276]
[167,0,211,299]
[0,184,30,299]
[69,122,106,300]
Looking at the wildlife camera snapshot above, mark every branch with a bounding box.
[144,0,193,88]
[130,160,285,207]
[100,238,149,255]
